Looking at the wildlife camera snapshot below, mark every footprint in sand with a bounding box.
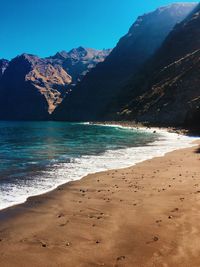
[171,208,179,212]
[59,221,69,227]
[57,213,65,218]
[116,255,126,261]
[155,220,162,224]
[146,236,159,244]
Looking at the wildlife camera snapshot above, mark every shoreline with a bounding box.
[0,124,198,211]
[0,141,200,266]
[89,121,194,135]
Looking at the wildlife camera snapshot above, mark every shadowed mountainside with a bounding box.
[116,3,200,130]
[0,54,71,120]
[53,3,197,121]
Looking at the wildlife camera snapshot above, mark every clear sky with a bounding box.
[0,0,197,59]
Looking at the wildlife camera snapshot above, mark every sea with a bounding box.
[0,121,198,210]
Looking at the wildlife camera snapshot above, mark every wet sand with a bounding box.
[0,142,200,267]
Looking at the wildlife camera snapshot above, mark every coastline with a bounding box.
[89,121,193,135]
[0,138,200,266]
[0,124,198,211]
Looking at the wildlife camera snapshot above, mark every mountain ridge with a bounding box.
[0,47,110,120]
[53,2,197,121]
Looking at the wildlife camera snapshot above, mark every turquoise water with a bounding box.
[0,121,195,210]
[0,121,156,177]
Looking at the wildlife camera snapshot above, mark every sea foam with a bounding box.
[0,126,198,210]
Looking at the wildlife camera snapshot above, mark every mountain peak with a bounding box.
[14,53,41,66]
[129,2,197,35]
[68,47,88,59]
[53,51,68,60]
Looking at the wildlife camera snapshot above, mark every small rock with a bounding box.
[153,236,159,242]
[57,213,64,218]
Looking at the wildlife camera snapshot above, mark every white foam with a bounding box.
[0,126,199,210]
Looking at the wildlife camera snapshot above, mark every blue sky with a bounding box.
[0,0,197,59]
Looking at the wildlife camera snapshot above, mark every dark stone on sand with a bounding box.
[153,236,159,242]
[117,256,126,261]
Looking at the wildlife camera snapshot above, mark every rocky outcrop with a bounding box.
[0,48,110,120]
[0,59,9,79]
[25,55,72,114]
[53,3,197,121]
[118,3,200,129]
[0,54,71,120]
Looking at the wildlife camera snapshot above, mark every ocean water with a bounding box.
[0,121,197,210]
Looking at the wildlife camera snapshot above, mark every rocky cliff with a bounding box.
[0,48,110,120]
[53,3,197,121]
[0,54,71,120]
[118,3,200,130]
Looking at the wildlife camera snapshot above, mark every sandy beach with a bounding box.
[0,141,200,267]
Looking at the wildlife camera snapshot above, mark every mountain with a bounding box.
[117,3,200,130]
[53,3,197,121]
[0,48,110,120]
[48,47,111,84]
[0,54,72,120]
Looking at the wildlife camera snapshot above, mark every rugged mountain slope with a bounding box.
[0,48,109,120]
[0,54,71,120]
[118,3,200,129]
[48,47,111,84]
[54,3,197,121]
